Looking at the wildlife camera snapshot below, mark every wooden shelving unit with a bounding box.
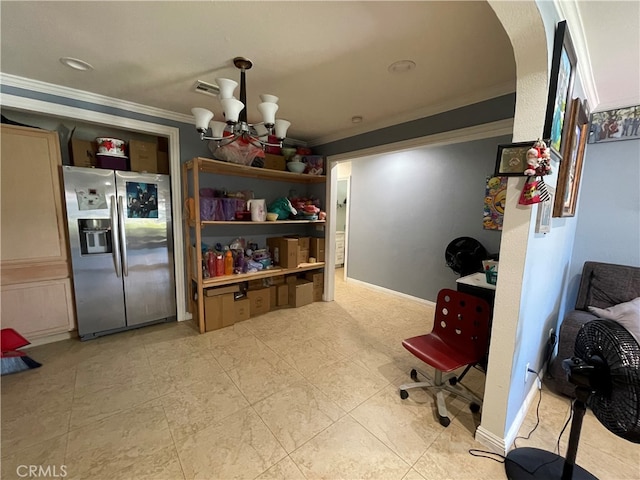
[196,262,325,288]
[183,157,327,333]
[192,157,326,184]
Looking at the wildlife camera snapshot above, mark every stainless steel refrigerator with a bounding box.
[63,166,176,340]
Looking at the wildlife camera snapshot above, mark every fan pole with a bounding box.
[562,398,587,480]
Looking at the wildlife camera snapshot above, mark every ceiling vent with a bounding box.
[193,80,220,97]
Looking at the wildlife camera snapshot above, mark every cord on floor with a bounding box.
[467,380,573,469]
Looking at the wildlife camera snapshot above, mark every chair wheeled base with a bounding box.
[399,367,481,427]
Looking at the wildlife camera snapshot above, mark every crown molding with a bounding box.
[0,73,194,124]
[327,118,514,163]
[308,81,516,147]
[552,0,600,111]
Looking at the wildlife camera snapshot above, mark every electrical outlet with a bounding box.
[525,362,530,383]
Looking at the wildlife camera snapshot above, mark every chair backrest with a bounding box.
[431,289,491,360]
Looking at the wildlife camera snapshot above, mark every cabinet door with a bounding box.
[1,279,76,338]
[1,125,67,266]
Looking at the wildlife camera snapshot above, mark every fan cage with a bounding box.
[575,319,640,443]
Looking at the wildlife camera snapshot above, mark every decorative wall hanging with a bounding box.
[543,20,577,159]
[518,139,552,206]
[494,142,537,176]
[588,105,640,144]
[553,98,588,217]
[535,186,555,234]
[483,176,507,230]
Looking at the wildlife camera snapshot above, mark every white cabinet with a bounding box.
[0,125,75,340]
[335,231,345,266]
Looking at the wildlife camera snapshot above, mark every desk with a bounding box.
[456,272,496,314]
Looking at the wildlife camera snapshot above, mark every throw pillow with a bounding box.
[588,297,640,345]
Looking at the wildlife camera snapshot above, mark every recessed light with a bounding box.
[388,60,416,74]
[59,57,94,71]
[351,116,363,124]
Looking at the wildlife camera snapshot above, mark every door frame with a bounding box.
[0,91,187,321]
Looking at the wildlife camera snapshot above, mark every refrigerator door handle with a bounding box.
[110,195,122,278]
[118,195,129,276]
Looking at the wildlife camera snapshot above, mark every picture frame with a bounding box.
[535,186,555,234]
[553,98,588,217]
[542,20,577,159]
[494,141,535,176]
[587,105,640,144]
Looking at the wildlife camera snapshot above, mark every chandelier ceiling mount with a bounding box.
[191,56,290,148]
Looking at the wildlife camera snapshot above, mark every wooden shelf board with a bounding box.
[193,157,326,184]
[191,219,326,227]
[193,262,325,288]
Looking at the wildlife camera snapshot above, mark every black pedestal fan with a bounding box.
[445,237,488,277]
[505,319,640,479]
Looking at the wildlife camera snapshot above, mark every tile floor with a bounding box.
[1,273,637,479]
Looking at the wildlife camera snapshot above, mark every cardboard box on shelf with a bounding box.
[310,238,325,262]
[235,298,250,322]
[267,237,298,268]
[285,236,310,265]
[247,287,271,316]
[157,151,169,174]
[277,284,289,306]
[269,285,277,307]
[70,138,98,168]
[248,279,266,290]
[305,272,324,301]
[289,279,313,308]
[264,154,286,171]
[204,293,235,331]
[129,140,158,173]
[205,284,240,297]
[270,275,285,285]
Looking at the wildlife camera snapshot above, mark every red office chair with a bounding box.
[399,288,491,427]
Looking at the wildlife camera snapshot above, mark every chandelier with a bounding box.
[191,57,290,148]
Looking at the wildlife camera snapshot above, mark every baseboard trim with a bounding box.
[23,331,77,348]
[475,378,541,454]
[504,378,542,451]
[475,426,507,454]
[344,277,436,307]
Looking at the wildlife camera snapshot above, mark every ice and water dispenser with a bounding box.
[78,219,112,254]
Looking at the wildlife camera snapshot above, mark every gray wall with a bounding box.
[347,135,510,302]
[565,138,640,306]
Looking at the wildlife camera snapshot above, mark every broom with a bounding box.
[1,328,42,375]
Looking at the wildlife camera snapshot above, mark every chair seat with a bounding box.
[402,334,478,373]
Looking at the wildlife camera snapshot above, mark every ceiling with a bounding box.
[1,2,637,145]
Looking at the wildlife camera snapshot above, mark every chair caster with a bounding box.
[399,389,409,400]
[449,377,458,386]
[410,369,418,381]
[438,415,451,427]
[470,402,481,413]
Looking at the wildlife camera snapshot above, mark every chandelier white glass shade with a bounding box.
[191,57,290,148]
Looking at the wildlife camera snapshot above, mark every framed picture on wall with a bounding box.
[542,20,577,159]
[588,105,640,144]
[553,98,589,217]
[535,186,555,234]
[494,141,535,176]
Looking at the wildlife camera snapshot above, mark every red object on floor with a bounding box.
[1,328,31,356]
